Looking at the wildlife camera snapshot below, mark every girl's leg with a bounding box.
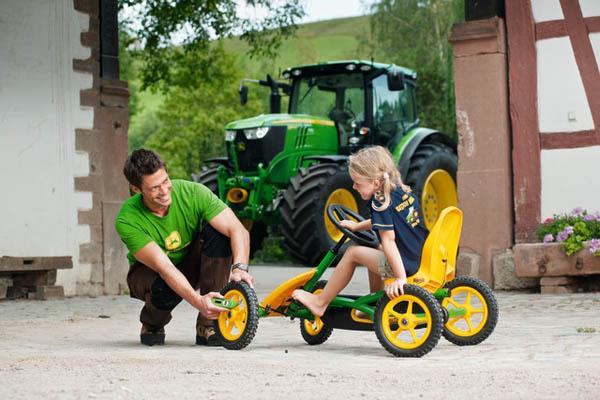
[292,246,384,317]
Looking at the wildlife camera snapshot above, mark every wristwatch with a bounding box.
[231,262,249,272]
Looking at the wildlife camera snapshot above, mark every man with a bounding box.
[115,149,253,346]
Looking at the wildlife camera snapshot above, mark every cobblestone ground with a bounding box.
[1,266,600,399]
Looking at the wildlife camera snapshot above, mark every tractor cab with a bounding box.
[284,61,418,153]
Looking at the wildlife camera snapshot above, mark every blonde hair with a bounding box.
[348,146,411,211]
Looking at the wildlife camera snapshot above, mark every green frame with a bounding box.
[256,236,466,322]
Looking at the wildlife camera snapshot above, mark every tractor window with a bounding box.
[294,78,336,118]
[292,74,364,122]
[372,74,416,145]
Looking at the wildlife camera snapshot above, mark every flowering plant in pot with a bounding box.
[536,208,600,256]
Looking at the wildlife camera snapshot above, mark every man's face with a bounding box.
[135,168,172,210]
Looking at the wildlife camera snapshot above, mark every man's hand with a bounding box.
[385,277,406,299]
[198,292,227,319]
[230,268,254,288]
[340,220,358,231]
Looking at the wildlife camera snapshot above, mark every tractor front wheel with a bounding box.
[280,163,367,266]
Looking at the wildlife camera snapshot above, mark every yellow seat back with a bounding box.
[407,206,463,292]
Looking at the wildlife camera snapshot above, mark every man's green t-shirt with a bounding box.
[115,179,227,266]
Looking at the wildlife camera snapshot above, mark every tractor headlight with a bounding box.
[225,130,236,141]
[244,127,269,140]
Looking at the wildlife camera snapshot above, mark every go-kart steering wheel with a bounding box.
[327,204,379,248]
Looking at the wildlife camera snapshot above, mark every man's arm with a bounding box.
[134,242,225,319]
[207,207,254,287]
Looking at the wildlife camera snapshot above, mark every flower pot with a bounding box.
[514,241,600,278]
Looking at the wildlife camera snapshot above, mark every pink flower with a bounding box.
[544,217,554,224]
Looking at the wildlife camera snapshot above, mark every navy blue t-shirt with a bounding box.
[370,187,429,276]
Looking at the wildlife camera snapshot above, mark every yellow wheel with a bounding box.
[442,276,498,346]
[405,141,458,230]
[421,169,458,230]
[215,281,259,350]
[300,281,333,345]
[374,285,443,357]
[324,188,358,242]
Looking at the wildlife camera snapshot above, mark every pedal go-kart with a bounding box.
[211,205,499,357]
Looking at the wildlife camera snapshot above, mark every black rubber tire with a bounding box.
[280,163,367,265]
[374,284,443,358]
[192,164,222,193]
[214,281,259,350]
[441,276,499,346]
[405,140,458,227]
[192,165,266,258]
[299,280,334,345]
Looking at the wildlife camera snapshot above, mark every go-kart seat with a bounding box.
[406,206,463,293]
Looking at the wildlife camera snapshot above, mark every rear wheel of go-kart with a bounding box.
[300,280,333,345]
[215,281,259,350]
[280,163,367,265]
[374,284,443,357]
[441,276,498,346]
[192,164,266,258]
[405,141,458,230]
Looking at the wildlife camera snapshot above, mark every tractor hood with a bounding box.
[225,114,335,130]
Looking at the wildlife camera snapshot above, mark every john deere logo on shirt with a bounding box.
[406,206,421,228]
[165,231,182,251]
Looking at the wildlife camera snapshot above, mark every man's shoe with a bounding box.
[140,324,165,346]
[196,325,221,346]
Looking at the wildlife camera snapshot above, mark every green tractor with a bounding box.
[192,60,458,265]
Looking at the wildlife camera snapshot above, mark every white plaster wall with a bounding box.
[531,0,564,22]
[579,0,600,17]
[0,0,94,295]
[537,37,594,132]
[541,146,600,218]
[590,33,600,72]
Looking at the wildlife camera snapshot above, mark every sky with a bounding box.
[300,0,377,23]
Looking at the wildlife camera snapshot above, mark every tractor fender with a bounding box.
[303,155,349,165]
[203,157,231,168]
[397,129,456,178]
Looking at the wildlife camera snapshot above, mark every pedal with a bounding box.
[211,297,239,309]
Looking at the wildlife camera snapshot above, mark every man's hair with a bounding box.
[123,149,166,188]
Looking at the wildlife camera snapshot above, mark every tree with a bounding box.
[143,46,261,178]
[368,0,463,136]
[119,0,304,91]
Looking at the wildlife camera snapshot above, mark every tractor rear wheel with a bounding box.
[280,163,367,266]
[405,141,458,230]
[192,165,267,258]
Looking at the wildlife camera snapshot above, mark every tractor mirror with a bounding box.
[239,85,249,105]
[387,70,405,91]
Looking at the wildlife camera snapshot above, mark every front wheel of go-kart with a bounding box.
[374,284,443,357]
[299,280,333,345]
[214,281,259,350]
[441,276,498,346]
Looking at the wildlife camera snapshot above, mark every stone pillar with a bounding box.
[449,18,513,286]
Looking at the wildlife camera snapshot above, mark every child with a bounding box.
[292,146,429,317]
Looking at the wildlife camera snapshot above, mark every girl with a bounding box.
[292,146,429,317]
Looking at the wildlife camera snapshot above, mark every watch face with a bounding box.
[233,263,248,272]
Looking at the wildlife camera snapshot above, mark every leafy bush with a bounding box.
[536,208,600,256]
